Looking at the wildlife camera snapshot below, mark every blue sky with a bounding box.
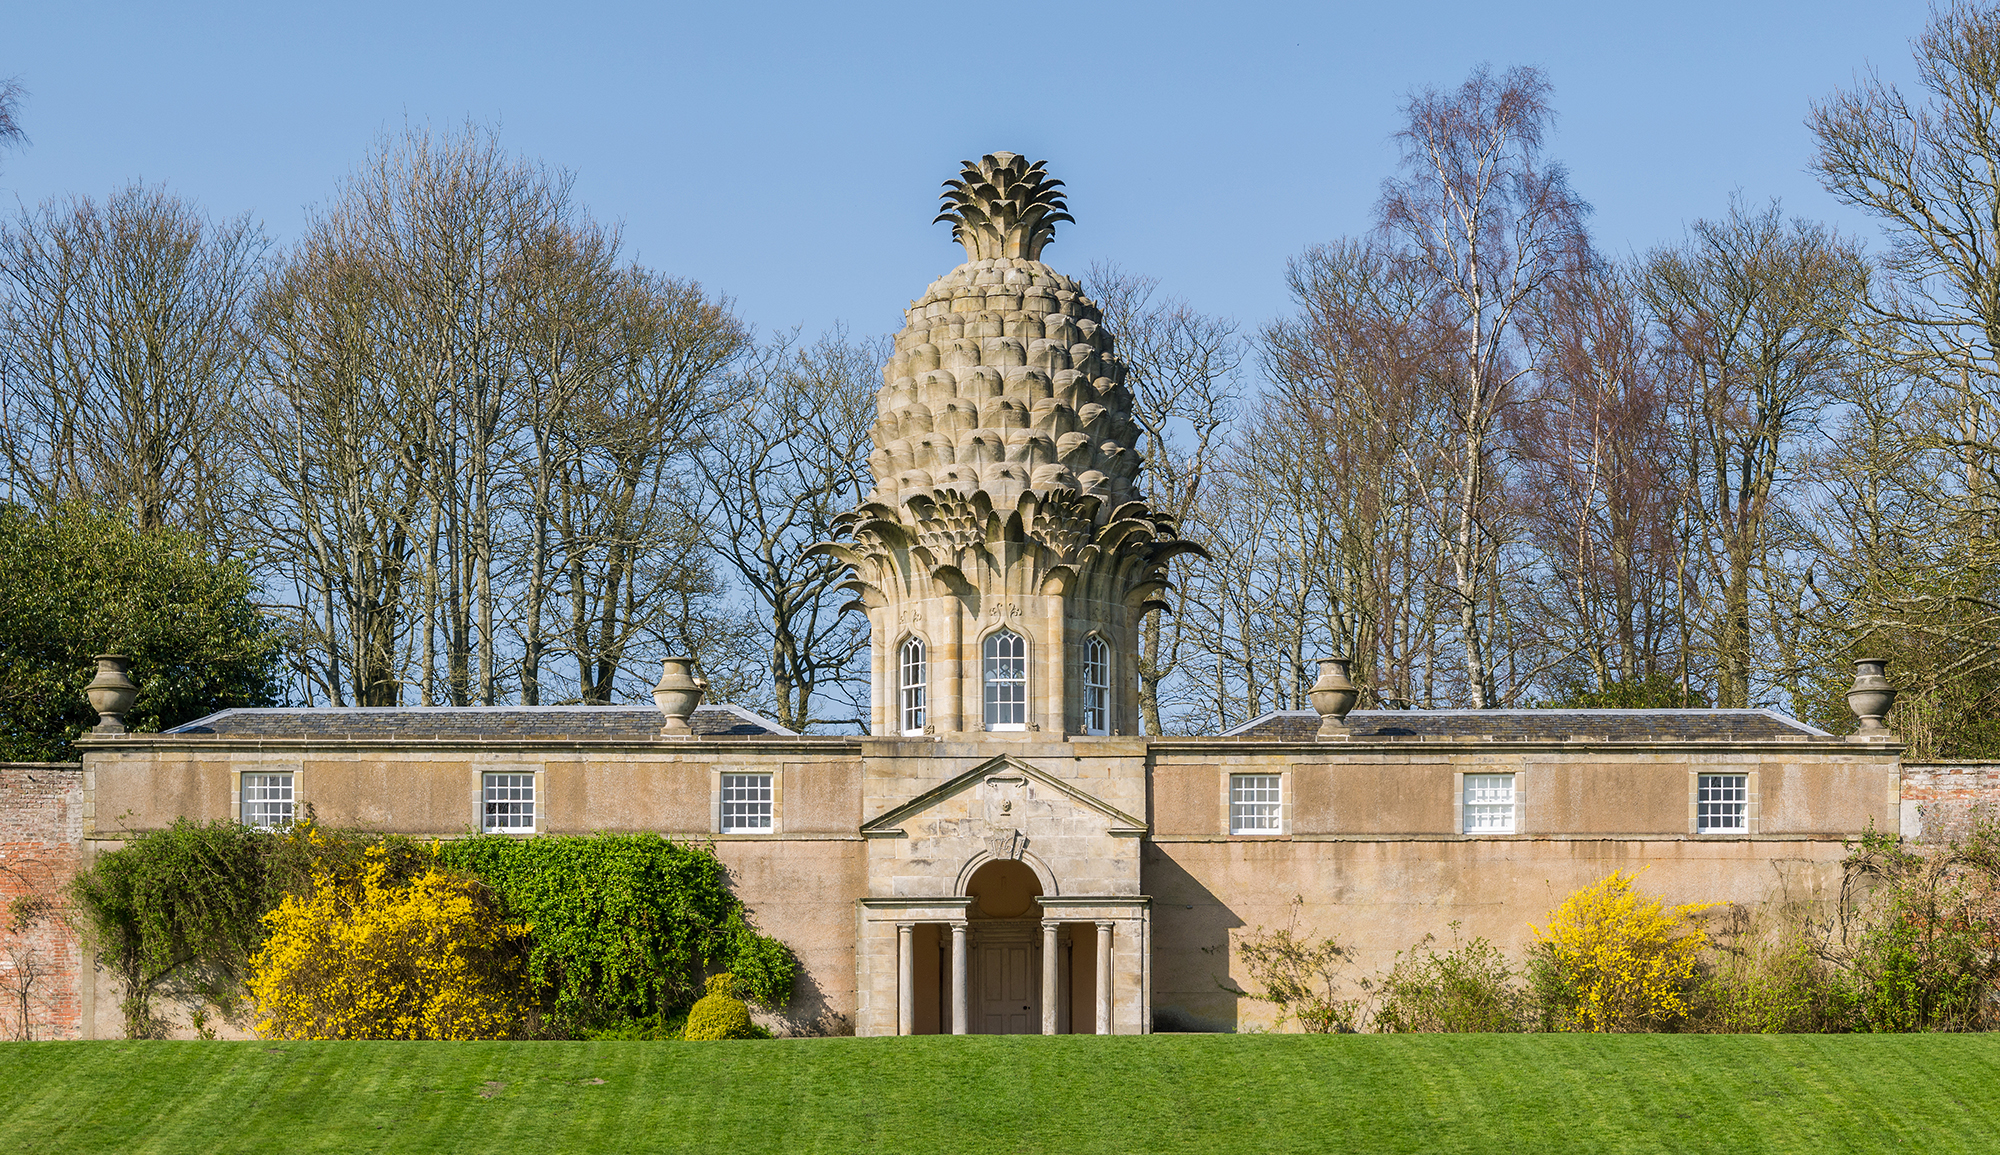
[3,1,1934,339]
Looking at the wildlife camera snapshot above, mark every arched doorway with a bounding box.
[966,859,1044,1034]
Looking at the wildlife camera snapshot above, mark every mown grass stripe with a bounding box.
[3,1035,1997,1154]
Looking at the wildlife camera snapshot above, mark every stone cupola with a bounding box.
[822,153,1199,737]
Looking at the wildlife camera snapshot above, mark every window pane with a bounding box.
[983,629,1026,729]
[1230,774,1281,834]
[1463,773,1515,834]
[1697,774,1748,832]
[243,773,294,829]
[483,773,534,832]
[900,637,927,734]
[722,773,773,832]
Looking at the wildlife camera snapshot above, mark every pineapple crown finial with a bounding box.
[933,152,1074,262]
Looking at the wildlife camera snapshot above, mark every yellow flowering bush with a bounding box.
[248,842,530,1039]
[1530,870,1713,1032]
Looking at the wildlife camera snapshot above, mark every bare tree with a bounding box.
[1262,239,1456,709]
[1811,0,2000,728]
[248,123,747,708]
[1516,247,1692,701]
[0,77,24,165]
[1642,200,1864,708]
[245,234,425,705]
[1085,262,1241,733]
[1378,65,1588,707]
[0,185,265,549]
[700,328,878,732]
[532,267,745,703]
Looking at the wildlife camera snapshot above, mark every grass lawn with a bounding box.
[1,1033,1993,1154]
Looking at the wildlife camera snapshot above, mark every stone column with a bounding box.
[1041,919,1059,1035]
[897,923,915,1036]
[950,921,969,1036]
[870,608,888,735]
[943,600,964,732]
[1095,921,1114,1035]
[1043,598,1065,735]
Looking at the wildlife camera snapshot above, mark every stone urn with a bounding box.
[1308,657,1359,738]
[653,658,708,738]
[84,654,139,734]
[1846,658,1897,737]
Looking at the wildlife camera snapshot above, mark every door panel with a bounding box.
[974,927,1040,1034]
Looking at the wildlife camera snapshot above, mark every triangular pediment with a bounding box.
[861,752,1147,836]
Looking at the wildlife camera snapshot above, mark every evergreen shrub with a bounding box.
[682,972,764,1040]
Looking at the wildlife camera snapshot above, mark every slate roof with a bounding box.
[1218,709,1833,742]
[163,703,794,739]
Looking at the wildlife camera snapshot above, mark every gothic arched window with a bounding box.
[1083,635,1111,735]
[983,629,1027,731]
[899,636,927,735]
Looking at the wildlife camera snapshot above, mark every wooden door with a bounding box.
[976,926,1039,1034]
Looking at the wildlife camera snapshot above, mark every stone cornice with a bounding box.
[1144,737,1903,757]
[72,735,864,756]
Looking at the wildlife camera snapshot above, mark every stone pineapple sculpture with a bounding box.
[823,153,1199,737]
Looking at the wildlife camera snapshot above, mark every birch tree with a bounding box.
[1378,65,1587,707]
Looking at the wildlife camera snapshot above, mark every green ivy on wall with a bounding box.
[438,833,796,1032]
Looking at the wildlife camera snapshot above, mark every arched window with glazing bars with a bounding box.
[899,636,927,735]
[1083,635,1110,735]
[983,629,1027,731]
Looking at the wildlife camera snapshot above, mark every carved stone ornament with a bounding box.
[652,657,708,738]
[933,152,1073,263]
[982,772,1027,827]
[983,828,1027,861]
[84,654,139,734]
[1309,657,1359,738]
[810,153,1208,737]
[1846,658,1897,738]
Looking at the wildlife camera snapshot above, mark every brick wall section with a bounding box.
[0,763,83,1040]
[1900,763,2000,841]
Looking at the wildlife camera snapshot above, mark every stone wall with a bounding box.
[1145,835,1850,1032]
[59,724,1922,1037]
[1144,738,1898,1032]
[1899,762,2000,841]
[0,763,84,1040]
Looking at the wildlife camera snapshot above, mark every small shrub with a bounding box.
[1692,905,1855,1033]
[1836,821,2000,1031]
[682,973,765,1040]
[1233,899,1359,1033]
[583,1009,690,1041]
[1530,870,1713,1032]
[249,842,530,1040]
[1374,924,1526,1032]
